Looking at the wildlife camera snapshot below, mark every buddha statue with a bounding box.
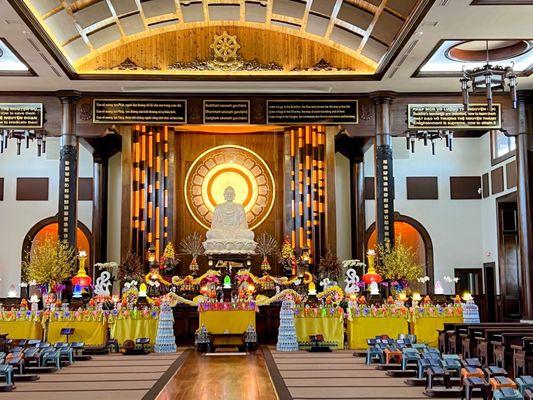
[203,186,257,254]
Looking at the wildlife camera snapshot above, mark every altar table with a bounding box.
[347,316,409,350]
[199,310,256,334]
[47,321,107,346]
[110,317,159,346]
[411,315,463,347]
[0,320,43,340]
[295,316,344,349]
[199,310,256,346]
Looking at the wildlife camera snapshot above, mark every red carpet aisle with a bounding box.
[4,352,183,400]
[268,348,427,400]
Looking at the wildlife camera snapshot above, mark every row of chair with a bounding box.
[0,338,87,391]
[364,334,533,399]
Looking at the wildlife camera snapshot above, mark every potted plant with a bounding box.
[22,238,77,303]
[376,239,423,297]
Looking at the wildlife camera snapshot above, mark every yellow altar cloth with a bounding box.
[199,310,256,334]
[110,318,159,346]
[295,316,344,349]
[411,315,463,347]
[0,321,43,340]
[47,321,107,346]
[347,316,409,350]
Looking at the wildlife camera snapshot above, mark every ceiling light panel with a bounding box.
[272,0,307,19]
[141,0,176,19]
[245,2,267,23]
[337,2,374,30]
[73,1,112,29]
[110,0,139,16]
[45,9,80,44]
[208,4,241,21]
[27,0,59,16]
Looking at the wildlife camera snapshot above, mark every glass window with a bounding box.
[491,130,516,164]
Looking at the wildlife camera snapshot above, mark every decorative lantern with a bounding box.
[72,250,92,289]
[147,246,157,266]
[308,281,317,296]
[362,249,382,288]
[297,246,311,278]
[223,275,232,289]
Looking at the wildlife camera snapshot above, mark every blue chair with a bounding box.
[71,342,85,358]
[424,348,441,358]
[517,376,533,395]
[366,344,384,365]
[7,356,24,375]
[402,348,420,370]
[55,343,74,364]
[412,343,428,353]
[417,357,442,379]
[493,388,523,400]
[442,357,462,376]
[41,349,61,370]
[0,364,14,386]
[442,353,461,361]
[23,347,42,367]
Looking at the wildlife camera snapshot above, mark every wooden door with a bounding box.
[497,200,522,321]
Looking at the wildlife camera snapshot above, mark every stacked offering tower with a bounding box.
[154,303,177,353]
[276,298,298,351]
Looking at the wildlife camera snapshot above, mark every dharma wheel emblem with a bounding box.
[211,31,241,63]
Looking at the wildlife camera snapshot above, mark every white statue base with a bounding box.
[202,239,257,255]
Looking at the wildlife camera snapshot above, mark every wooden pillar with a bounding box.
[92,153,108,263]
[370,91,396,246]
[56,90,81,249]
[350,158,366,260]
[516,91,533,321]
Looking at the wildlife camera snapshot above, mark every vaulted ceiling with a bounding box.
[13,0,426,77]
[1,0,532,92]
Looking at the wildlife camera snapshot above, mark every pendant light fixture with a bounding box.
[0,129,47,156]
[461,40,518,111]
[405,130,454,155]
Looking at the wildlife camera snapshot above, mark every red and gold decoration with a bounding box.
[287,125,327,264]
[362,250,382,287]
[184,145,275,231]
[71,250,92,289]
[131,125,171,259]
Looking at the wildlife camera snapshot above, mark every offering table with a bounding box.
[294,307,344,349]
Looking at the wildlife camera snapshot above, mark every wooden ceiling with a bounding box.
[13,0,427,77]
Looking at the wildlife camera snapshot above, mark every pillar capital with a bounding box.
[369,91,397,104]
[56,90,82,103]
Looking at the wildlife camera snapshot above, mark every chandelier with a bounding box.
[0,129,48,156]
[405,130,453,155]
[460,41,518,110]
